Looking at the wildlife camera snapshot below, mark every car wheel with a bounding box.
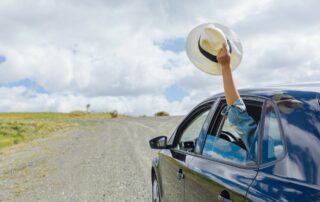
[152,176,160,202]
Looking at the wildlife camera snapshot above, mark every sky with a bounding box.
[0,0,319,115]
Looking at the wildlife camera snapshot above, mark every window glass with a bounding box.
[176,109,210,152]
[202,104,259,165]
[262,102,284,163]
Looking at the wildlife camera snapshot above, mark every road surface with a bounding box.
[0,116,183,202]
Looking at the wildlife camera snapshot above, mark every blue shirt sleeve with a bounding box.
[222,98,257,150]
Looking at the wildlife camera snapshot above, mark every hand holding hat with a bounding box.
[217,43,231,70]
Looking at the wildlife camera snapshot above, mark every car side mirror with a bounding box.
[149,136,168,149]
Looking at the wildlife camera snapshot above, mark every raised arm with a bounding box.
[217,43,240,105]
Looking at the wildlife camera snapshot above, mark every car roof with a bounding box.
[206,82,320,101]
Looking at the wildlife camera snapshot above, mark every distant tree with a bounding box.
[154,111,169,117]
[86,104,91,113]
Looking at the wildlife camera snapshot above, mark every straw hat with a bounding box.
[186,23,243,75]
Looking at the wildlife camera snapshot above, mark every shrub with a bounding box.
[110,110,118,118]
[154,111,169,117]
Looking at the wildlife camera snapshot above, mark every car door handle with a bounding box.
[218,194,233,202]
[176,169,184,181]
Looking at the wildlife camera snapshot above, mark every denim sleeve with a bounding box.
[222,98,257,150]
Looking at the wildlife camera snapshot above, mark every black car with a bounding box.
[149,84,320,202]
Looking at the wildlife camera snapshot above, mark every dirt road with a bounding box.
[0,116,183,202]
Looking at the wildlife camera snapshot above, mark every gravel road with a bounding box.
[0,116,183,202]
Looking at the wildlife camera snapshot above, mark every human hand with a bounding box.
[217,43,231,69]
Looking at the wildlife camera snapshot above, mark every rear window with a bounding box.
[261,101,285,163]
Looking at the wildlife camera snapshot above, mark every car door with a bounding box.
[158,100,216,202]
[184,97,264,202]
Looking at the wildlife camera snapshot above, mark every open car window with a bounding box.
[202,99,263,166]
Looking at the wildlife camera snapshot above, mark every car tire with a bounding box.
[152,175,161,202]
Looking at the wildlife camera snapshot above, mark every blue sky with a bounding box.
[0,55,6,64]
[159,37,188,102]
[158,38,185,53]
[164,84,188,102]
[1,78,49,94]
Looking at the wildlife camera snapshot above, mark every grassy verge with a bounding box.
[0,112,123,150]
[0,120,76,149]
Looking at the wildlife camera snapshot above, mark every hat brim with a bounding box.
[186,23,243,75]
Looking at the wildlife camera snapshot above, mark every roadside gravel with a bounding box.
[0,116,183,202]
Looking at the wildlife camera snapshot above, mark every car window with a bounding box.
[261,101,284,163]
[202,101,261,166]
[203,119,257,165]
[175,109,210,152]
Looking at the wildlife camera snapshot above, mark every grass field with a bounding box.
[0,112,122,150]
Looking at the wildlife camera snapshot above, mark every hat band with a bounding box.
[198,37,232,63]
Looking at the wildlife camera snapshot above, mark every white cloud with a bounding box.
[0,0,319,115]
[0,86,196,115]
